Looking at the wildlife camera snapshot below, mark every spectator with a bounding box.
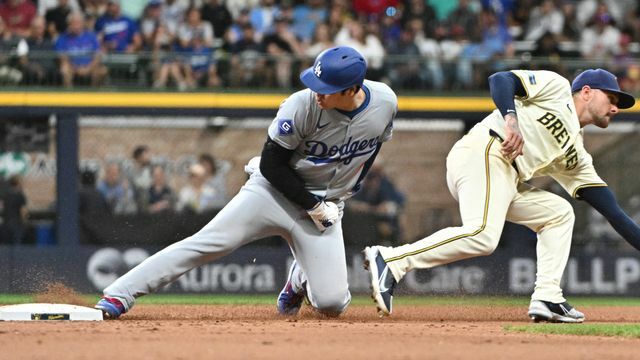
[352,0,399,20]
[304,22,335,59]
[18,16,57,85]
[612,33,640,93]
[411,17,445,90]
[530,31,565,74]
[175,163,219,214]
[78,168,109,244]
[524,0,564,42]
[55,12,107,87]
[126,145,152,211]
[198,153,229,207]
[291,0,327,45]
[182,32,222,88]
[335,19,385,80]
[177,6,214,50]
[94,0,141,53]
[444,0,479,40]
[249,0,279,41]
[261,13,304,88]
[225,0,259,19]
[0,16,23,85]
[160,0,185,43]
[201,0,233,40]
[1,175,28,244]
[576,0,630,28]
[439,24,468,90]
[38,0,80,16]
[141,1,185,90]
[97,162,137,215]
[326,0,351,37]
[385,27,423,90]
[79,0,108,19]
[44,0,75,38]
[558,1,580,41]
[0,0,37,38]
[225,7,251,46]
[580,9,621,59]
[147,165,174,214]
[457,8,513,89]
[228,23,266,87]
[79,169,109,218]
[401,0,438,38]
[349,162,405,245]
[140,0,171,51]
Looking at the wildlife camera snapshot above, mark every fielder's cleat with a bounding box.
[363,246,396,316]
[95,296,126,320]
[527,300,585,323]
[277,261,307,316]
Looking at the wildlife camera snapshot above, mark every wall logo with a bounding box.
[86,248,150,290]
[86,247,277,293]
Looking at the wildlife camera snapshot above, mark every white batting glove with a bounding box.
[307,201,340,232]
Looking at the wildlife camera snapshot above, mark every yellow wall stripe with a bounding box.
[386,137,496,263]
[0,92,497,110]
[2,91,638,112]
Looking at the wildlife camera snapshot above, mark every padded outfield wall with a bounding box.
[1,91,640,295]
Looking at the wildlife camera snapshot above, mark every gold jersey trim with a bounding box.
[386,137,497,263]
[572,183,607,198]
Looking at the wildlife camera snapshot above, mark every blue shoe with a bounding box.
[363,246,396,316]
[95,296,126,319]
[277,261,306,316]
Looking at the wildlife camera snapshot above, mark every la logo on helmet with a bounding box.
[314,61,322,77]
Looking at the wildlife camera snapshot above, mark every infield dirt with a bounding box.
[2,303,639,360]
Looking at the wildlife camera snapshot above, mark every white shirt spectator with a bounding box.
[525,0,564,41]
[37,0,80,15]
[334,21,385,70]
[580,21,621,58]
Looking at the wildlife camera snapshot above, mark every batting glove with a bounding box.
[307,201,340,232]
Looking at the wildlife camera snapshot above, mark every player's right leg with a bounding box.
[281,214,351,317]
[366,130,518,315]
[97,176,294,319]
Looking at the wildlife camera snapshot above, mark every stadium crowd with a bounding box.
[0,0,639,91]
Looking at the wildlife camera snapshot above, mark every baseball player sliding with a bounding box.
[365,68,637,323]
[95,46,398,319]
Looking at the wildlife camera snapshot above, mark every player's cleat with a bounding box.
[363,246,396,316]
[95,296,126,320]
[527,299,585,323]
[277,261,307,316]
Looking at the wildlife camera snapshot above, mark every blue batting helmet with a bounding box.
[300,46,367,94]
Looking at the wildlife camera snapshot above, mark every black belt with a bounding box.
[489,129,520,174]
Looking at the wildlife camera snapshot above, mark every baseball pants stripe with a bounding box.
[379,131,519,282]
[385,137,496,263]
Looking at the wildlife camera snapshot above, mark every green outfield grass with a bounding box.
[2,294,640,307]
[505,324,640,338]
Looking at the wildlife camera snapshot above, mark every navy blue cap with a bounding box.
[571,68,635,109]
[300,46,367,94]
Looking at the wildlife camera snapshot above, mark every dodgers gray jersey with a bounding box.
[267,80,397,201]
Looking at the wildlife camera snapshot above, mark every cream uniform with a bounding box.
[379,70,603,303]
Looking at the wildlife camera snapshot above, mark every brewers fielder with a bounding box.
[365,68,637,323]
[95,46,398,319]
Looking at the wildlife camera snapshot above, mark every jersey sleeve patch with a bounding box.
[278,119,294,135]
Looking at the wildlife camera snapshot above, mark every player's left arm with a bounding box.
[578,186,640,251]
[488,71,526,159]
